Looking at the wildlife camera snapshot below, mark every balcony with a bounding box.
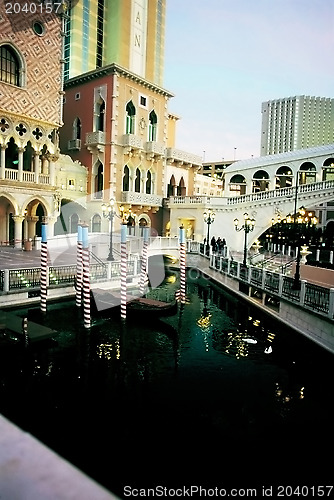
[145,141,165,159]
[85,131,105,152]
[121,191,162,207]
[166,147,202,167]
[121,134,143,153]
[67,139,81,151]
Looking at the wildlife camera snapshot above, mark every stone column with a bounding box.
[18,147,24,182]
[34,152,40,183]
[26,216,39,240]
[12,215,25,248]
[0,145,6,179]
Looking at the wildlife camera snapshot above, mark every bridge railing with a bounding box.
[209,253,334,320]
[0,259,140,293]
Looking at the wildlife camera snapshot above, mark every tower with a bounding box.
[261,96,334,156]
[64,0,165,87]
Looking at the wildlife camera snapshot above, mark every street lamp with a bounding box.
[291,205,318,290]
[234,213,255,266]
[203,209,215,255]
[102,199,115,261]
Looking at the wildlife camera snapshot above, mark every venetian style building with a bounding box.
[60,0,203,237]
[0,2,87,246]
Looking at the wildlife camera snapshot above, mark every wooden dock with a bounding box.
[0,311,57,343]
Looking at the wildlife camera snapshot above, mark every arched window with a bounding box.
[167,175,176,197]
[96,100,105,132]
[92,214,102,232]
[70,213,79,234]
[275,166,292,189]
[322,158,334,181]
[252,170,269,193]
[299,162,316,185]
[5,137,18,169]
[148,110,157,141]
[0,45,20,86]
[123,165,130,191]
[73,117,81,140]
[177,176,186,196]
[135,168,141,192]
[229,174,246,195]
[94,162,103,198]
[23,141,34,171]
[125,101,136,134]
[146,170,152,194]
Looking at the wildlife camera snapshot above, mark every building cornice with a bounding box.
[64,63,175,98]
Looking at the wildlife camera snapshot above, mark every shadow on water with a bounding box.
[0,270,333,495]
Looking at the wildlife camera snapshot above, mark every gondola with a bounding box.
[91,288,177,317]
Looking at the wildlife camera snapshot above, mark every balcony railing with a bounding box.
[85,131,105,148]
[121,191,162,207]
[166,147,202,166]
[121,134,143,150]
[145,141,165,157]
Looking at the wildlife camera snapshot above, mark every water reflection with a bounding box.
[0,270,333,494]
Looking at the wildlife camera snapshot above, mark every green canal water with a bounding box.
[0,270,333,496]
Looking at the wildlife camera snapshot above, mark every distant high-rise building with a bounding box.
[64,0,165,86]
[260,96,334,156]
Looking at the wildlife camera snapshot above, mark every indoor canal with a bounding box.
[0,269,333,497]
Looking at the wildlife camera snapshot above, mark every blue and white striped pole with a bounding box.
[40,223,48,313]
[76,224,83,307]
[139,226,150,295]
[120,224,127,320]
[82,224,91,328]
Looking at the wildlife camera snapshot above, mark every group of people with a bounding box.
[204,236,226,255]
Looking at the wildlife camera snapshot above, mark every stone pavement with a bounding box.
[0,246,79,269]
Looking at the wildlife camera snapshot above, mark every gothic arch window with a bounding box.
[177,176,186,196]
[123,165,130,191]
[0,45,22,86]
[135,168,141,193]
[167,174,176,197]
[5,137,18,169]
[146,170,152,194]
[23,141,34,171]
[94,162,103,199]
[148,110,157,141]
[125,101,136,134]
[92,213,102,232]
[96,100,105,132]
[73,117,81,140]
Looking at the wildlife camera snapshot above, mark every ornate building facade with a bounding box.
[0,3,87,246]
[60,0,203,236]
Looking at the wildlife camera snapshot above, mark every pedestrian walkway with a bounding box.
[0,246,79,269]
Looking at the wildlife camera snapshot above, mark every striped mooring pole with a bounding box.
[120,224,127,320]
[179,225,186,304]
[139,226,150,295]
[40,223,48,313]
[76,224,83,308]
[82,224,91,329]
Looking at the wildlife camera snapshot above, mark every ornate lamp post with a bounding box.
[102,199,116,261]
[203,209,215,255]
[291,206,318,290]
[234,213,255,266]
